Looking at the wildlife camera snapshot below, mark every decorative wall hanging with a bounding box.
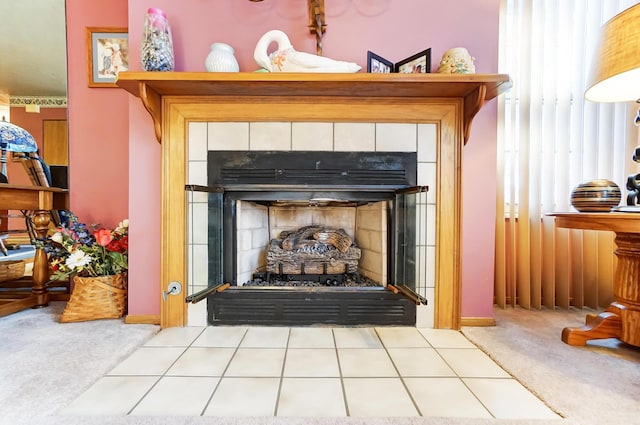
[249,0,326,55]
[86,27,129,87]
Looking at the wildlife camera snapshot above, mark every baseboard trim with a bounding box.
[461,317,496,327]
[124,315,160,325]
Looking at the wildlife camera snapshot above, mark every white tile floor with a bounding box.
[61,326,561,419]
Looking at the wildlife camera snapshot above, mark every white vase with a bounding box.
[437,47,476,74]
[205,43,240,72]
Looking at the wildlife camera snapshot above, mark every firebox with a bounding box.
[186,151,429,326]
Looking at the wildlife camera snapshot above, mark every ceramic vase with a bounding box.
[205,43,240,72]
[570,179,621,212]
[140,8,175,71]
[437,47,476,74]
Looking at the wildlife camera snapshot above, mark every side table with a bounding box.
[550,212,640,347]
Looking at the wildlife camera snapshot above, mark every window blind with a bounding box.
[496,0,640,310]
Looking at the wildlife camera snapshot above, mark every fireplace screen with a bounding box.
[185,151,429,326]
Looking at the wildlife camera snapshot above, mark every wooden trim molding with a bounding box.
[461,317,497,327]
[10,96,67,108]
[116,72,511,330]
[124,314,161,325]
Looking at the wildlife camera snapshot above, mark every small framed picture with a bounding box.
[367,51,394,73]
[395,48,432,74]
[86,27,129,87]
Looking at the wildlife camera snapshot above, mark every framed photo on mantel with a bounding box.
[395,48,432,74]
[366,48,432,74]
[367,51,394,73]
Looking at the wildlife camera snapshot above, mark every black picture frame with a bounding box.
[395,48,432,74]
[367,51,394,73]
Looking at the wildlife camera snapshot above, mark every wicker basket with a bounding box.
[60,273,127,323]
[0,260,25,282]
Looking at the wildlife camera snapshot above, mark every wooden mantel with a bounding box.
[116,71,511,329]
[117,72,511,145]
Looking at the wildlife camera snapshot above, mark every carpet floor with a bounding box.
[1,302,639,425]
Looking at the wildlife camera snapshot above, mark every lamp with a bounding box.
[0,118,38,182]
[585,4,640,210]
[585,4,640,102]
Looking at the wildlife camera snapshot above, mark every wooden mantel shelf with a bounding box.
[116,71,511,144]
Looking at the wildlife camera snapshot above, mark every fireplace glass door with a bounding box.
[185,151,429,325]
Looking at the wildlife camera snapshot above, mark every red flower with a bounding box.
[94,228,113,246]
[106,235,128,253]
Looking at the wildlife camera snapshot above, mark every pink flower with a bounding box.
[94,228,113,246]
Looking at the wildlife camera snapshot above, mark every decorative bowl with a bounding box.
[570,179,621,212]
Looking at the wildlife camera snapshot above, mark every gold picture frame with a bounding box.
[86,27,129,87]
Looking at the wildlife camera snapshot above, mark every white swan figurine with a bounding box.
[254,30,361,73]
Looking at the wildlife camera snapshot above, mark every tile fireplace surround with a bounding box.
[116,72,511,329]
[185,121,436,327]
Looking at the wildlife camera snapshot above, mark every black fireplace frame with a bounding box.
[194,151,424,326]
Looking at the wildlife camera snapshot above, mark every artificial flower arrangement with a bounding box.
[40,211,128,281]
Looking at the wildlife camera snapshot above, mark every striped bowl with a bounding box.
[570,179,621,212]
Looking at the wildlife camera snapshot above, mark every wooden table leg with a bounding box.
[561,310,622,346]
[562,233,640,347]
[30,210,51,308]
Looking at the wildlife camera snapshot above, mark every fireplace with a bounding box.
[116,72,511,329]
[186,150,428,325]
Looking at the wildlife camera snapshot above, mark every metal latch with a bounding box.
[162,281,182,302]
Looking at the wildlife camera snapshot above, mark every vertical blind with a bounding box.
[496,0,640,310]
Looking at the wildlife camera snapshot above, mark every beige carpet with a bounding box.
[462,307,640,425]
[1,302,639,425]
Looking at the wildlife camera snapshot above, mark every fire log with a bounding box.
[281,225,322,250]
[313,228,352,253]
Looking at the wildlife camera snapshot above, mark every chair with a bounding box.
[0,150,63,253]
[0,152,71,302]
[14,152,62,236]
[20,152,53,188]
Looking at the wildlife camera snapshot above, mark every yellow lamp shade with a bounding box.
[585,3,640,102]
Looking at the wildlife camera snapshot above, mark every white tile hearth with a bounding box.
[277,377,346,417]
[287,327,334,348]
[343,377,419,417]
[62,326,560,420]
[204,377,280,416]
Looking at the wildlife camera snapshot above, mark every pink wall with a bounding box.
[66,0,129,229]
[65,0,500,318]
